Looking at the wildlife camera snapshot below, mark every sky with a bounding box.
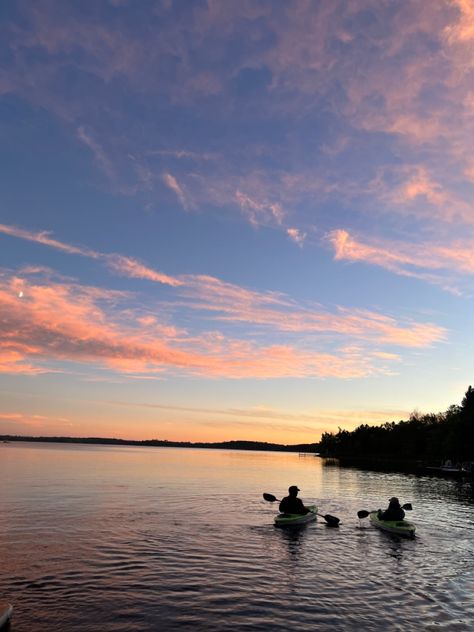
[0,0,473,443]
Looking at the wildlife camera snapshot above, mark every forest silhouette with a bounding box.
[319,386,474,464]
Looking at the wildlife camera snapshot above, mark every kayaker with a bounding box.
[279,486,310,515]
[378,497,405,521]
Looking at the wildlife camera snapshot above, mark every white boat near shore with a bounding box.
[425,464,473,476]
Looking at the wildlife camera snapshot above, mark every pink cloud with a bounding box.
[0,349,49,375]
[106,255,183,287]
[394,167,446,205]
[0,223,99,258]
[328,228,474,291]
[0,270,420,379]
[444,0,474,44]
[329,229,416,271]
[369,165,474,225]
[287,227,306,247]
[147,149,218,161]
[179,271,445,347]
[162,172,193,210]
[0,411,70,424]
[77,127,117,183]
[0,222,183,286]
[0,410,74,435]
[235,191,285,227]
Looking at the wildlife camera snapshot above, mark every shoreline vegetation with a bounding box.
[319,386,474,475]
[0,435,320,454]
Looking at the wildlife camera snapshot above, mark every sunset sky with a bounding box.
[1,0,473,443]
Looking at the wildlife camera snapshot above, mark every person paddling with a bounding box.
[378,497,405,521]
[279,486,310,515]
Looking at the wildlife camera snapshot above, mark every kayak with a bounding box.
[274,505,317,527]
[369,511,416,537]
[0,603,12,629]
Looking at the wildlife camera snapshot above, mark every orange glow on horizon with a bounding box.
[0,405,412,445]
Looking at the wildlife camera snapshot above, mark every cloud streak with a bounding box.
[328,228,474,292]
[0,222,181,286]
[0,223,99,258]
[162,173,193,210]
[106,255,183,287]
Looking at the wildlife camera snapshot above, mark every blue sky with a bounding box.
[0,0,473,442]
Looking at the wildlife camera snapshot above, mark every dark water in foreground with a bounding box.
[1,443,474,631]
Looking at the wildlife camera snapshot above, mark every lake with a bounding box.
[1,442,474,631]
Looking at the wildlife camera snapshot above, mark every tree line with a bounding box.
[319,386,474,463]
[0,435,320,453]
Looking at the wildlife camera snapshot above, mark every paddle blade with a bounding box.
[323,514,340,526]
[403,503,413,511]
[263,493,278,503]
[357,510,370,519]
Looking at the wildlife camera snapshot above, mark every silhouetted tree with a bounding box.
[318,387,474,463]
[461,386,474,413]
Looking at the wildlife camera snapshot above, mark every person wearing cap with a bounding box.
[278,486,310,515]
[378,497,405,521]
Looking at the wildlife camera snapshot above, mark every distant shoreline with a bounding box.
[0,435,320,454]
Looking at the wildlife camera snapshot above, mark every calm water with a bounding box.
[1,443,474,631]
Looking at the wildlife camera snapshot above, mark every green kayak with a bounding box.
[369,511,416,537]
[274,505,317,527]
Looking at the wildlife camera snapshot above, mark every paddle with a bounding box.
[263,492,340,526]
[357,503,413,520]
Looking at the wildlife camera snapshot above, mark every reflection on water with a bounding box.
[1,443,474,631]
[277,524,308,560]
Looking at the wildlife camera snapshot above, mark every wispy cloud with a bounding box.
[106,255,183,287]
[287,227,306,247]
[369,165,474,225]
[394,167,447,206]
[0,411,70,425]
[162,172,193,210]
[178,274,445,347]
[99,398,415,438]
[0,349,49,375]
[235,191,285,227]
[77,126,117,183]
[328,228,474,292]
[0,223,99,258]
[148,149,217,161]
[105,399,325,423]
[0,222,180,286]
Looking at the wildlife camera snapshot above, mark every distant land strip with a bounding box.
[0,435,320,453]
